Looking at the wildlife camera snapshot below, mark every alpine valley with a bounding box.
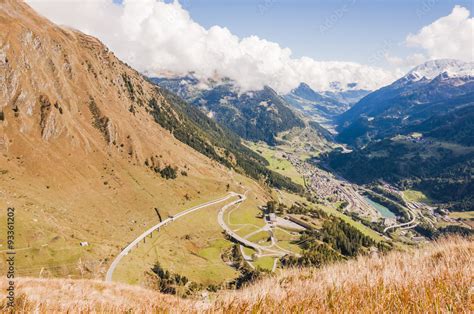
[0,1,472,312]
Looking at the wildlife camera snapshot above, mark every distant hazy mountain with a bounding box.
[152,76,304,145]
[321,89,371,107]
[328,59,474,211]
[284,82,369,124]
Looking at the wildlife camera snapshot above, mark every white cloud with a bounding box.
[384,52,427,68]
[27,0,399,93]
[406,5,474,62]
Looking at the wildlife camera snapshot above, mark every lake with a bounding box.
[364,197,396,218]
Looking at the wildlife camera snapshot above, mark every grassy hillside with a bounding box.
[0,0,276,281]
[112,176,270,287]
[246,141,305,186]
[1,237,471,312]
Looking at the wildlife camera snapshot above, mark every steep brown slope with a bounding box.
[0,237,471,312]
[0,0,268,279]
[0,0,212,165]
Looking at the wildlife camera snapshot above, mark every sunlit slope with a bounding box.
[0,0,269,279]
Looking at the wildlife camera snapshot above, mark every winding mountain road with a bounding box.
[383,205,417,233]
[105,192,240,282]
[217,191,287,257]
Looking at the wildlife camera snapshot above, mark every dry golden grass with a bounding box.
[213,236,473,313]
[1,236,472,313]
[1,277,196,313]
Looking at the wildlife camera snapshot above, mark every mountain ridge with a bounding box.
[337,59,474,145]
[407,59,474,82]
[152,75,305,145]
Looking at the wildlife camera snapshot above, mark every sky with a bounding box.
[182,0,473,64]
[27,0,474,93]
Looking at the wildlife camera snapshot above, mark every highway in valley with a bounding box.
[382,192,420,232]
[105,192,241,282]
[382,206,417,232]
[287,153,422,234]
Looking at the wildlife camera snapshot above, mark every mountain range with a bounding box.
[152,76,304,145]
[284,82,369,125]
[151,58,474,214]
[337,59,474,146]
[0,1,472,312]
[327,59,474,210]
[154,76,369,139]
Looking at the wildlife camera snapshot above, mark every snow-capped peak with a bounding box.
[406,59,474,82]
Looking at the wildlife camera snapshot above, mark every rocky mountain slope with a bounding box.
[0,0,284,279]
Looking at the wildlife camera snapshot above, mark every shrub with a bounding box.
[156,165,177,179]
